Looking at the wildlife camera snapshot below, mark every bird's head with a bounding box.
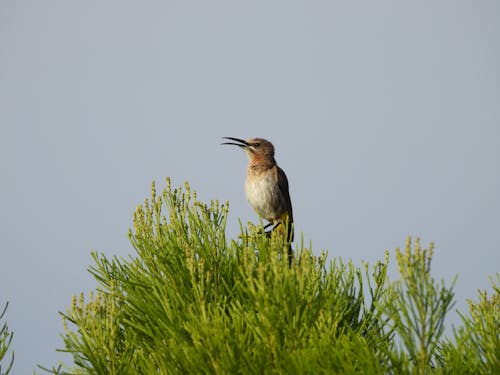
[222,137,275,161]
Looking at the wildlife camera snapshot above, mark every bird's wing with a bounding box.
[277,166,293,223]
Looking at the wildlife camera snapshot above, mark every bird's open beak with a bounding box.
[221,137,249,148]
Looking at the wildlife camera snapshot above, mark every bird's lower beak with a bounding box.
[221,137,249,148]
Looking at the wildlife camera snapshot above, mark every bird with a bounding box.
[222,137,294,262]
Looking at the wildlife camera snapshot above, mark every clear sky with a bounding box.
[1,1,499,373]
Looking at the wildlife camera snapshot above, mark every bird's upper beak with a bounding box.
[221,137,249,148]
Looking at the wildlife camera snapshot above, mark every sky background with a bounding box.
[1,1,499,373]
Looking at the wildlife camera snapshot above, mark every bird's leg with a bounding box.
[245,222,272,238]
[262,222,273,237]
[264,221,283,237]
[264,222,273,230]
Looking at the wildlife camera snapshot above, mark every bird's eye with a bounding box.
[253,143,260,148]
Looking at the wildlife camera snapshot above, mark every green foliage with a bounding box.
[382,238,456,374]
[41,179,499,374]
[439,274,500,375]
[0,302,14,375]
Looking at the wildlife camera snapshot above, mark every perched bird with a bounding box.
[222,137,294,260]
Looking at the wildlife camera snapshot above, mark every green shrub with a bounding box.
[41,180,499,374]
[0,302,14,375]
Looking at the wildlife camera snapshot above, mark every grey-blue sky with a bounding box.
[1,1,499,373]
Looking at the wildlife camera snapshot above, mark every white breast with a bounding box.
[245,172,284,222]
